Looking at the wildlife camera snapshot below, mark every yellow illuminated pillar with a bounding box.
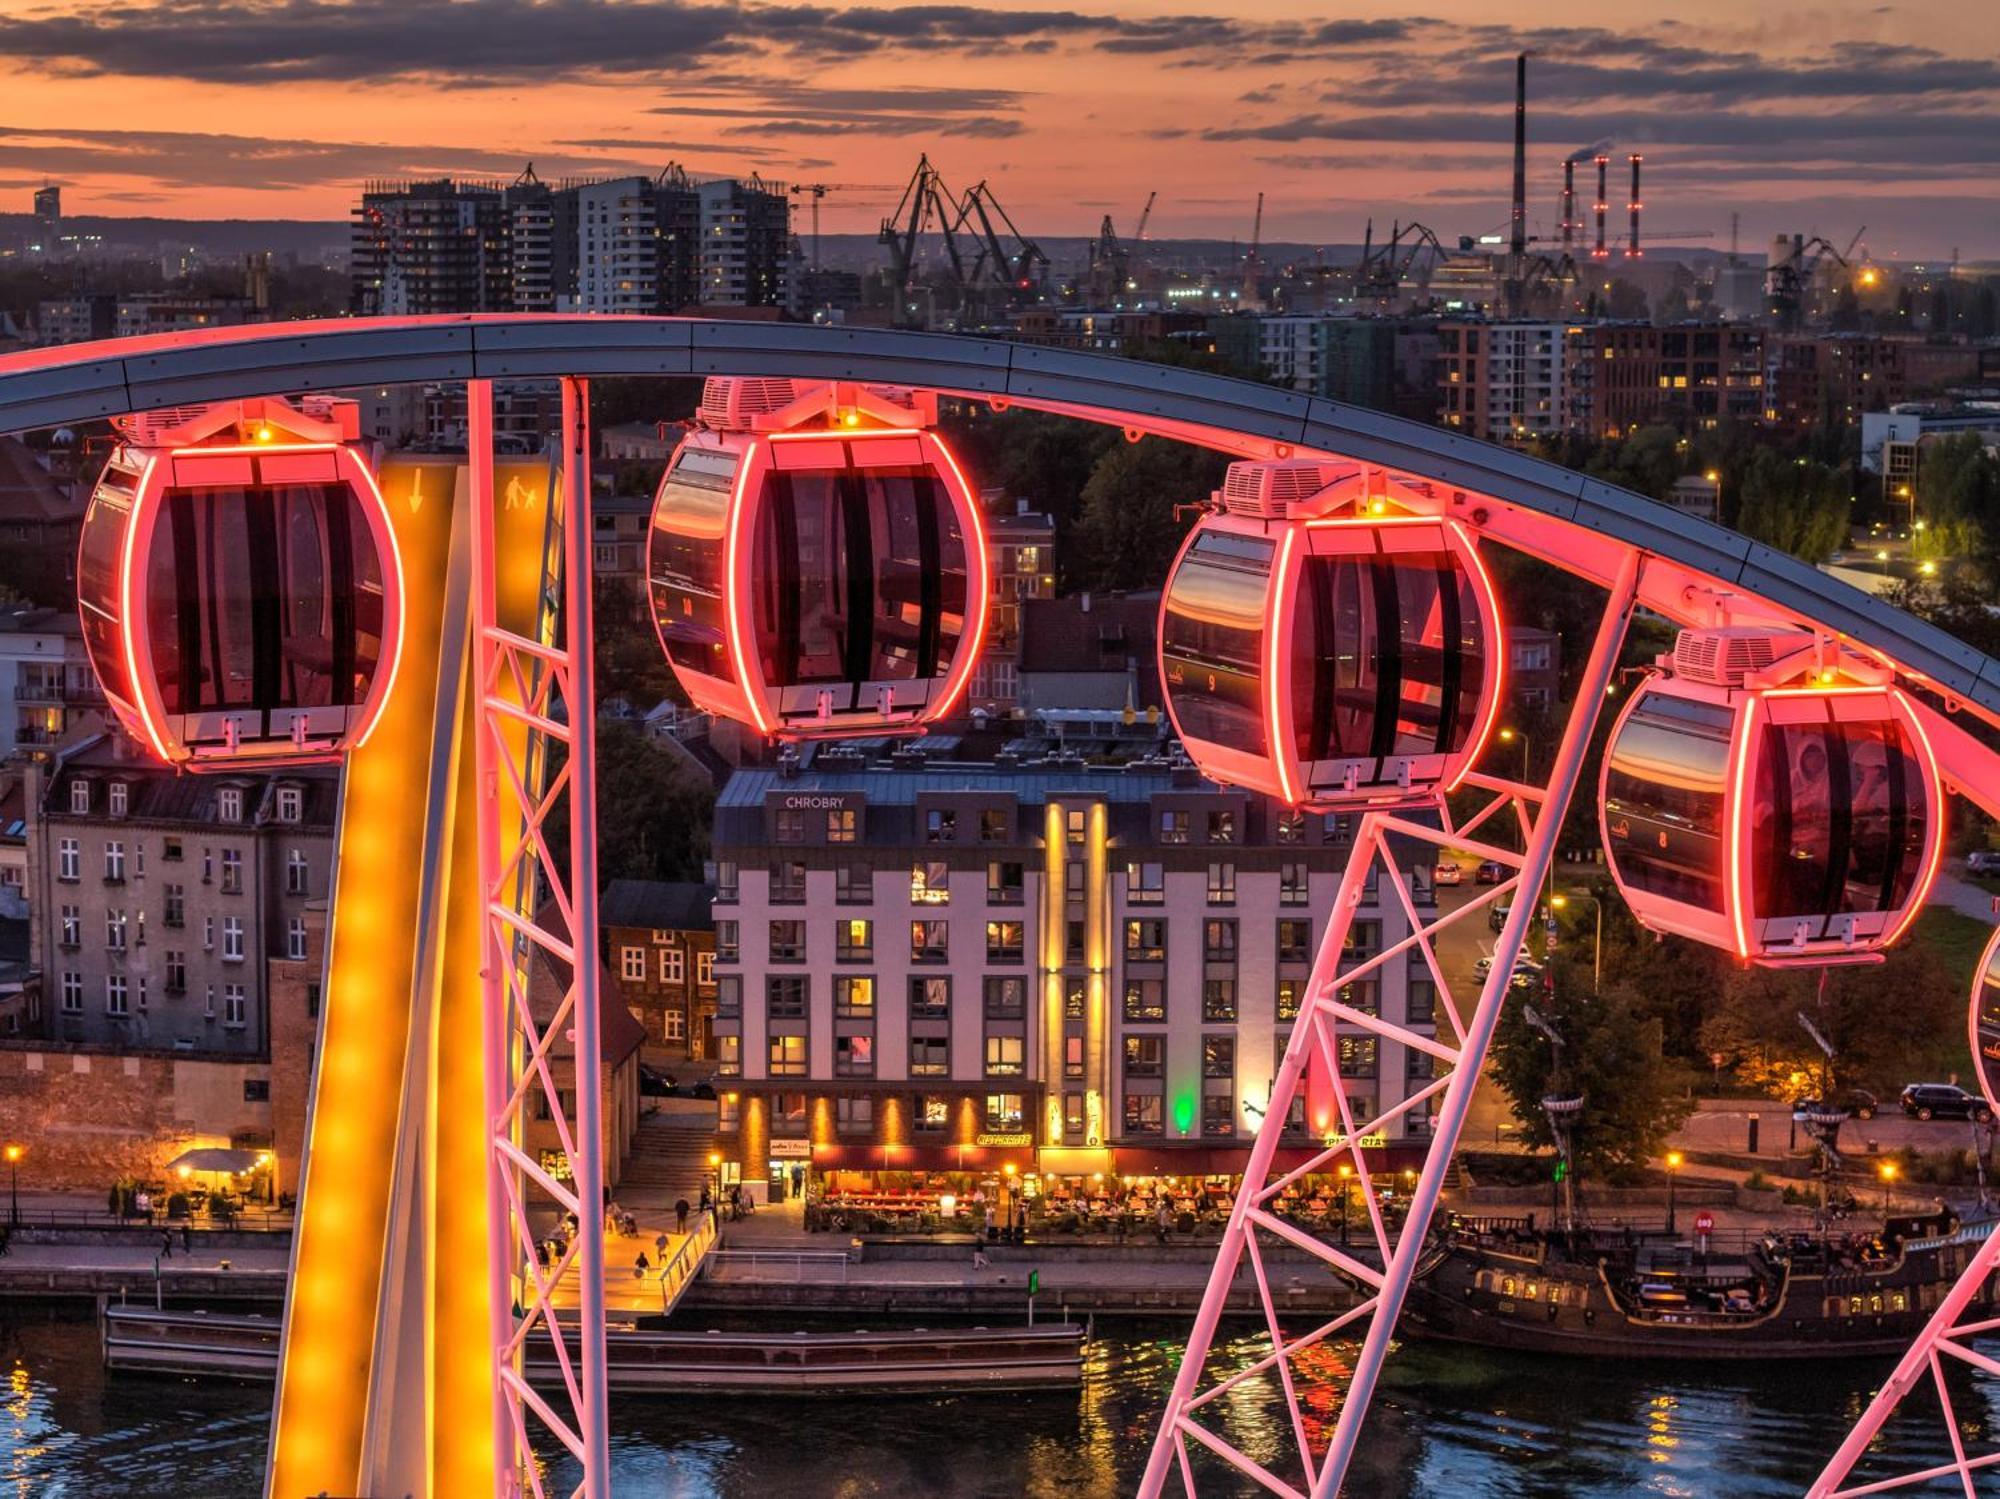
[1083,802,1110,1150]
[268,457,461,1498]
[1041,803,1067,1149]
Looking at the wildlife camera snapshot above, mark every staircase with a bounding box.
[621,1107,720,1203]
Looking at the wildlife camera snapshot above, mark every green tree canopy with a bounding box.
[1066,436,1227,594]
[1491,961,1697,1177]
[1731,448,1851,562]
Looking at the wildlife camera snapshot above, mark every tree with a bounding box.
[1066,436,1226,593]
[1698,946,1964,1100]
[553,721,717,888]
[1491,962,1697,1178]
[1732,448,1850,563]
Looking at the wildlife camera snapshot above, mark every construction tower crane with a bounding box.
[791,182,895,273]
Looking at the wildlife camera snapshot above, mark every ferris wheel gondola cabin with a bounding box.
[1600,627,1945,967]
[76,397,402,770]
[647,378,989,740]
[1157,460,1503,809]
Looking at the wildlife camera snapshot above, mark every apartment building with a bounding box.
[0,607,101,758]
[352,169,790,318]
[1437,321,1567,442]
[1765,335,1982,434]
[967,500,1057,713]
[1565,322,1766,437]
[29,737,337,1058]
[600,879,718,1060]
[708,759,1434,1198]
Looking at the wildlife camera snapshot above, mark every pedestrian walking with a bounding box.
[1155,1201,1172,1245]
[699,1184,713,1215]
[972,1245,988,1271]
[674,1200,689,1234]
[983,1203,996,1241]
[181,1223,193,1253]
[634,1251,650,1280]
[160,1229,173,1260]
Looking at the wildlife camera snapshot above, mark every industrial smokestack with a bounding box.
[1593,155,1608,260]
[1510,53,1528,260]
[1561,159,1576,253]
[1627,153,1643,259]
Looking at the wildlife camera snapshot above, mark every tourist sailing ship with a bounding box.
[1406,1003,1998,1360]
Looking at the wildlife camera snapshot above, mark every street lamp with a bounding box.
[1337,1162,1353,1245]
[707,1152,721,1218]
[1665,1150,1683,1235]
[1880,1161,1898,1216]
[1496,726,1530,782]
[3,1144,21,1229]
[1549,893,1604,992]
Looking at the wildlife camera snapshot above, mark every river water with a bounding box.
[2,1305,1991,1496]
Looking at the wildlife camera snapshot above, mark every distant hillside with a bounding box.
[0,214,346,258]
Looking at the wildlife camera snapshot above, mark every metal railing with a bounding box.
[703,1248,853,1283]
[653,1210,718,1311]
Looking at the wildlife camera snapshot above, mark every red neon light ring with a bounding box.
[1882,689,1947,950]
[1724,690,1762,960]
[921,430,991,726]
[720,436,775,737]
[1266,525,1303,807]
[1446,523,1506,796]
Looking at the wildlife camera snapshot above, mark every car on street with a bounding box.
[1900,1082,1994,1123]
[1435,862,1464,886]
[1475,860,1505,884]
[1968,850,2000,876]
[1489,901,1512,933]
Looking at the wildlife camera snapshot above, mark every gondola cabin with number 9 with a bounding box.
[1157,460,1503,810]
[647,377,989,740]
[75,397,402,771]
[1600,627,1944,966]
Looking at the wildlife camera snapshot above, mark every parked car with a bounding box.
[638,1064,675,1098]
[1968,850,2000,876]
[1900,1083,1994,1123]
[1434,862,1465,886]
[1793,1088,1879,1121]
[1488,901,1512,933]
[1475,860,1505,885]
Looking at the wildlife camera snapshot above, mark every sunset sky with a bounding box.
[1,0,1996,257]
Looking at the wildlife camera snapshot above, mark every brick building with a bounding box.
[708,758,1434,1201]
[599,879,717,1060]
[1765,336,1982,434]
[1565,322,1765,437]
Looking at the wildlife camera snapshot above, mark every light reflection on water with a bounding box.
[0,1306,1995,1496]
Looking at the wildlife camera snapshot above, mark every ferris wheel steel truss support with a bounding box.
[1807,1225,2000,1497]
[1140,549,1641,1499]
[470,378,611,1499]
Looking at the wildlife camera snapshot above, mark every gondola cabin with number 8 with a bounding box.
[75,397,402,771]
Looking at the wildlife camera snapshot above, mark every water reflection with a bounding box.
[0,1305,1994,1497]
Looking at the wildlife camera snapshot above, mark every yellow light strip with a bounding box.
[269,458,457,1496]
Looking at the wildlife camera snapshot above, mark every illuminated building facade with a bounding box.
[709,757,1433,1195]
[1436,320,1568,442]
[29,736,336,1057]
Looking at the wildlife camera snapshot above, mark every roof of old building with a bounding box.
[43,733,340,830]
[600,878,714,933]
[0,438,80,528]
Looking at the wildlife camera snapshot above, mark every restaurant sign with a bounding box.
[1320,1132,1387,1149]
[769,1139,812,1159]
[975,1132,1033,1148]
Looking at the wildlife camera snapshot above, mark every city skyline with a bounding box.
[0,1,1996,257]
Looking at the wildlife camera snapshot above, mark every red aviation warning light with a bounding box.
[76,397,402,771]
[1600,627,1945,967]
[647,377,989,740]
[1158,460,1503,809]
